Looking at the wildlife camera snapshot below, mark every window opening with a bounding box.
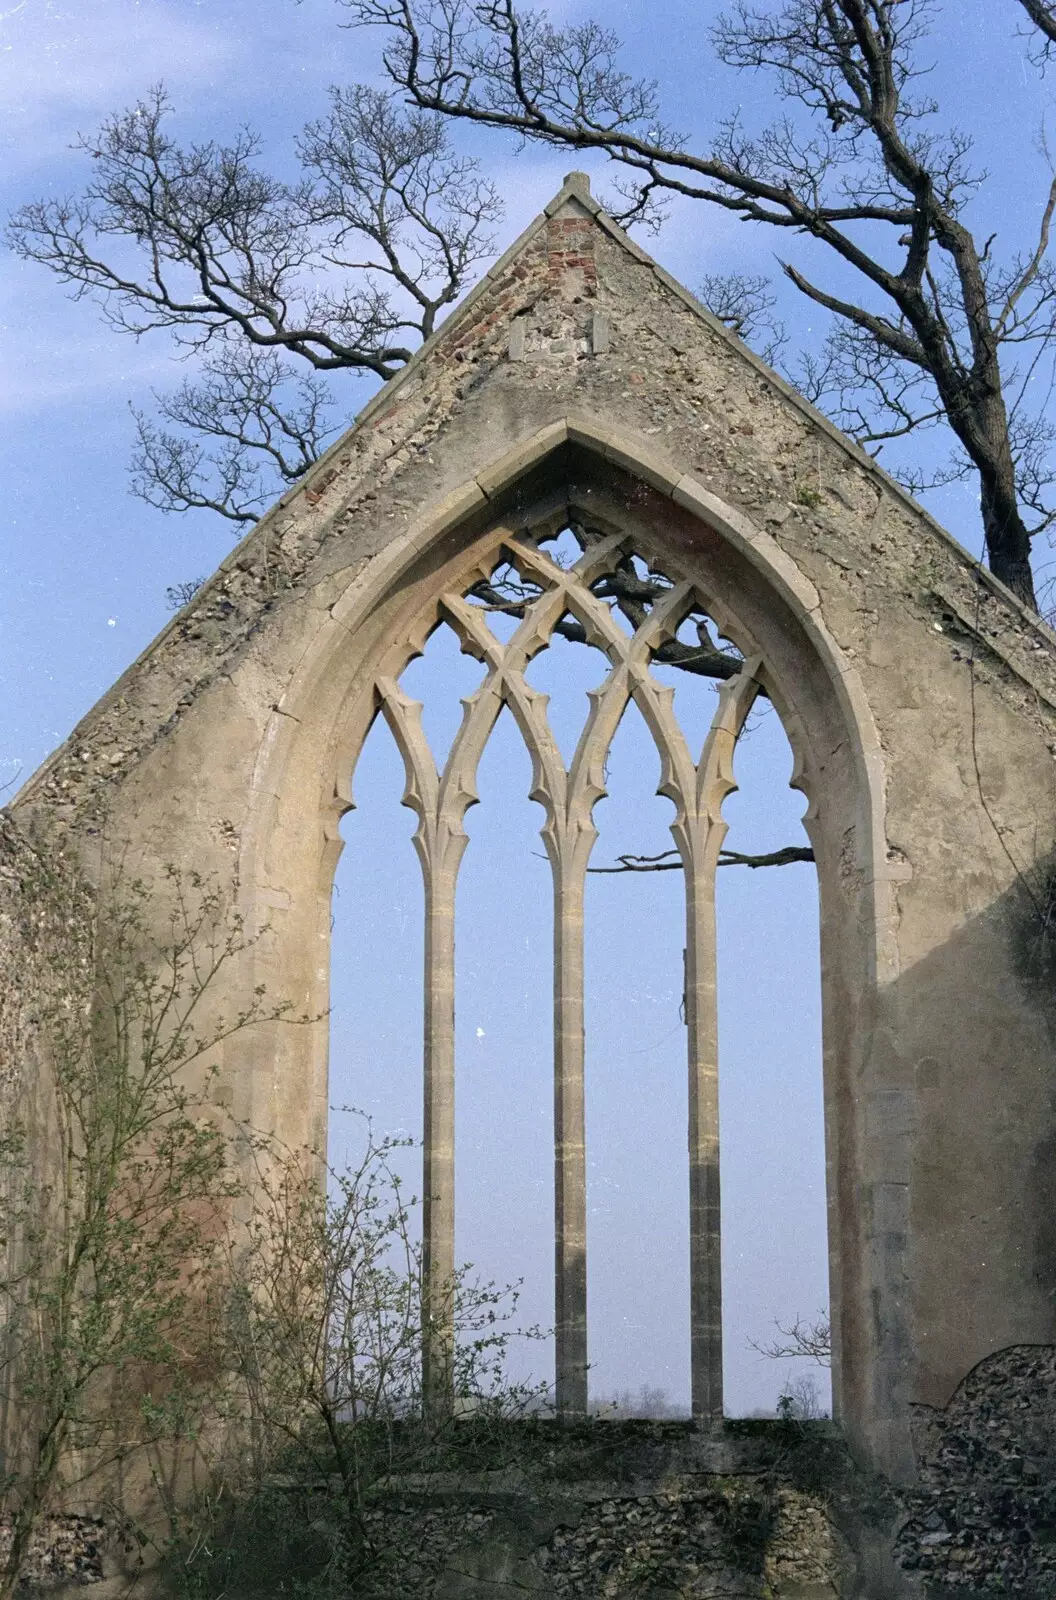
[455,704,554,1392]
[537,524,584,570]
[585,698,690,1416]
[399,617,491,771]
[329,712,423,1202]
[717,709,829,1418]
[333,519,827,1422]
[522,624,605,768]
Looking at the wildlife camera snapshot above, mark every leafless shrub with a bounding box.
[0,862,293,1599]
[185,1114,549,1593]
[751,1313,832,1368]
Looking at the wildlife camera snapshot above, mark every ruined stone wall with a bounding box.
[20,197,1056,840]
[162,1422,905,1600]
[22,1409,1056,1597]
[0,809,90,1127]
[359,1475,849,1599]
[899,1346,1056,1593]
[20,188,1056,847]
[9,181,1056,1481]
[0,1515,106,1590]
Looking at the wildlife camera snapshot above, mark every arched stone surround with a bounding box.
[232,421,907,1473]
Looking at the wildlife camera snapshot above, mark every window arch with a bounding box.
[238,425,903,1466]
[343,513,808,1420]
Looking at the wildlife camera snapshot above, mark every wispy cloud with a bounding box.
[0,0,239,174]
[0,3,746,425]
[0,252,193,413]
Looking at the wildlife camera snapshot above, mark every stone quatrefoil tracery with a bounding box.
[366,528,765,1420]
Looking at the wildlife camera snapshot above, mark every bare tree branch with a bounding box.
[9,83,501,522]
[698,271,788,364]
[130,342,338,525]
[468,547,753,684]
[166,578,206,612]
[1018,0,1056,61]
[750,1313,832,1367]
[301,83,502,341]
[343,0,1056,606]
[995,173,1056,338]
[588,846,814,873]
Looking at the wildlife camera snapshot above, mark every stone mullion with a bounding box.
[683,842,724,1423]
[683,660,763,1425]
[446,573,595,1420]
[421,848,459,1417]
[544,579,697,1422]
[377,673,468,1421]
[553,857,588,1418]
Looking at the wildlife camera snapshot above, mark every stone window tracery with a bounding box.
[359,520,768,1420]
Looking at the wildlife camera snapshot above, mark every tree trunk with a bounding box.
[930,356,1037,608]
[980,469,1037,609]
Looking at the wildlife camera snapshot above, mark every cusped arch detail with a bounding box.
[247,417,895,915]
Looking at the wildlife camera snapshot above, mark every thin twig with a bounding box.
[587,846,814,873]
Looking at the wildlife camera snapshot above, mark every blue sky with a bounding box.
[3,0,1054,1414]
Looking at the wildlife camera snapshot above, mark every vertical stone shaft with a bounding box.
[685,854,723,1423]
[554,865,588,1417]
[422,865,456,1415]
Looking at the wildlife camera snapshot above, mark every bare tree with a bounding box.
[342,0,1056,608]
[777,1372,826,1420]
[7,85,501,527]
[590,1385,684,1419]
[16,6,1056,603]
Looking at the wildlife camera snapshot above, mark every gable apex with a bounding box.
[543,170,602,217]
[13,164,1056,824]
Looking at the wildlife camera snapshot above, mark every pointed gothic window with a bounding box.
[330,517,826,1420]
